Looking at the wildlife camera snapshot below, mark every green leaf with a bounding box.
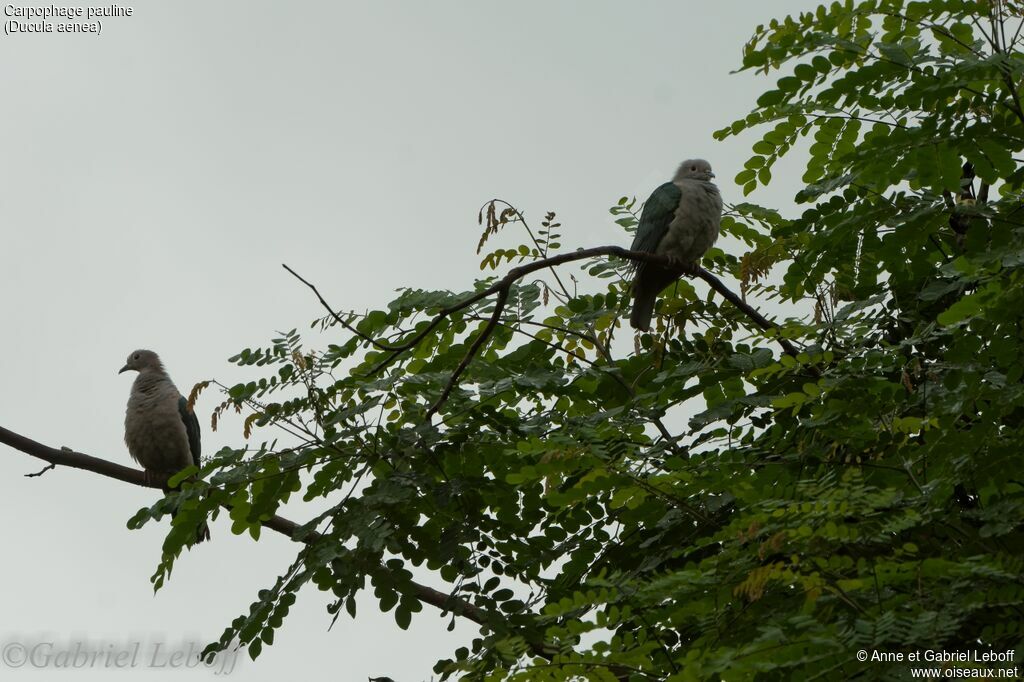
[756,89,786,106]
[167,465,198,489]
[395,605,411,630]
[937,293,982,326]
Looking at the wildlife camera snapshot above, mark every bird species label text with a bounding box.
[3,4,133,35]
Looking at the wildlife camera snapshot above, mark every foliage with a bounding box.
[132,1,1024,679]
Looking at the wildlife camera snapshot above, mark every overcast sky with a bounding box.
[1,2,814,680]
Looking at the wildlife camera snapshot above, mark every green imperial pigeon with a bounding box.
[629,159,722,331]
[120,349,210,544]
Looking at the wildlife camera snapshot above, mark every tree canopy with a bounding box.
[119,1,1024,679]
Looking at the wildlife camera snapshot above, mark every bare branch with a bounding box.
[25,462,56,478]
[282,264,400,352]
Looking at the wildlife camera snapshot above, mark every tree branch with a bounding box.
[282,264,400,352]
[287,246,807,420]
[287,245,801,375]
[0,424,489,627]
[25,462,56,478]
[424,287,509,421]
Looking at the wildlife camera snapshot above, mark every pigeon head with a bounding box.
[119,349,163,374]
[674,159,715,182]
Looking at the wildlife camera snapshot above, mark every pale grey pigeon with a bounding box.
[120,349,210,544]
[629,159,722,331]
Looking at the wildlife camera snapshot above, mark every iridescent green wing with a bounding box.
[177,396,201,467]
[629,181,681,276]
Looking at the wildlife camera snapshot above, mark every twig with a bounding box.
[282,264,401,352]
[695,267,805,359]
[25,463,56,478]
[424,287,509,420]
[481,199,573,300]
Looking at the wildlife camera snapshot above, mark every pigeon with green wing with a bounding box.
[629,159,722,331]
[120,349,210,544]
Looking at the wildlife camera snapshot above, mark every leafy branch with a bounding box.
[284,244,805,421]
[0,424,490,626]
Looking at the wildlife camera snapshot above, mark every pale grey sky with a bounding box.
[1,2,814,680]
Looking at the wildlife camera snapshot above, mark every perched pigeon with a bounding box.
[120,349,209,544]
[629,159,722,331]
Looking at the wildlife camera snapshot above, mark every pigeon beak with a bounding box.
[709,172,716,178]
[118,364,130,374]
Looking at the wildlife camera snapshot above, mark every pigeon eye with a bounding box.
[133,353,140,360]
[690,166,697,171]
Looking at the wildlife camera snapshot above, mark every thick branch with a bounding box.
[0,426,156,487]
